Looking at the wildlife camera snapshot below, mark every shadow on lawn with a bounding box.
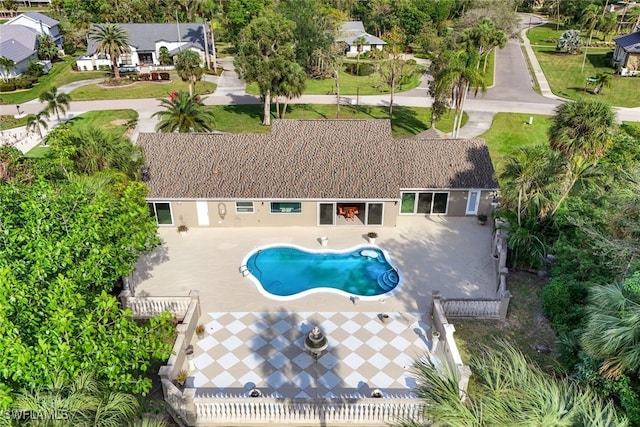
[391,107,429,136]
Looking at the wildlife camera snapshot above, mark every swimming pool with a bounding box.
[241,244,401,300]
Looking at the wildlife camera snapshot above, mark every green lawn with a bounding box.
[208,104,466,137]
[533,46,640,107]
[483,50,496,88]
[0,115,29,130]
[0,57,103,105]
[24,110,138,158]
[246,67,424,96]
[478,113,553,172]
[528,23,612,46]
[68,79,217,101]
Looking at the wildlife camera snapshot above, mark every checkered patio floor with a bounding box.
[187,311,432,398]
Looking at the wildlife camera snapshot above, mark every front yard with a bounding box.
[68,79,217,101]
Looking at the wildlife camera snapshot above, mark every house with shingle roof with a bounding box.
[4,11,63,47]
[76,23,208,71]
[336,21,387,57]
[0,11,62,78]
[613,30,640,76]
[138,120,498,228]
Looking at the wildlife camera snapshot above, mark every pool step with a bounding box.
[377,269,399,291]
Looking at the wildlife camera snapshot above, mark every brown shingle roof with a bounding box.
[138,120,497,200]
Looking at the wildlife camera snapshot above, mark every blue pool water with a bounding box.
[244,245,400,298]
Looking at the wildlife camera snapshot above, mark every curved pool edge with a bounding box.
[240,243,403,302]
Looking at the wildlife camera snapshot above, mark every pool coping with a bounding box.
[240,243,403,302]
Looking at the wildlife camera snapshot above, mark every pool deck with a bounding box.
[131,215,497,315]
[131,216,496,398]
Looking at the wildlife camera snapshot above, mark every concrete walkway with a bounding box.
[213,57,247,96]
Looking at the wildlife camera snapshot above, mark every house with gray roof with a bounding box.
[336,21,387,57]
[4,11,63,46]
[76,23,208,71]
[613,30,640,76]
[138,120,498,228]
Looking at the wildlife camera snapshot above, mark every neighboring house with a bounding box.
[5,11,63,47]
[336,21,387,57]
[613,30,640,76]
[0,11,61,78]
[0,25,39,79]
[138,120,498,228]
[76,23,208,71]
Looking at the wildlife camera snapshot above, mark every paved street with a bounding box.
[1,13,639,152]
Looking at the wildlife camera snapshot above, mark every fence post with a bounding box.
[498,290,512,321]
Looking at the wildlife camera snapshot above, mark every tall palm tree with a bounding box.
[152,91,216,133]
[499,144,563,222]
[581,274,640,379]
[0,56,16,82]
[353,35,368,75]
[174,49,204,97]
[399,342,629,426]
[580,4,601,39]
[433,48,486,138]
[461,18,507,72]
[548,99,616,159]
[38,86,71,122]
[89,24,131,80]
[25,110,50,139]
[273,61,307,118]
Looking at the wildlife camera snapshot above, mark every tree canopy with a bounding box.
[234,11,297,125]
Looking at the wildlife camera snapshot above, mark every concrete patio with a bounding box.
[130,215,497,315]
[130,215,495,399]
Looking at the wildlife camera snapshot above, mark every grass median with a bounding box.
[68,79,217,101]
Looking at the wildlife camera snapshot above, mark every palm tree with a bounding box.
[89,24,131,80]
[352,35,368,75]
[581,274,640,379]
[157,46,171,66]
[174,49,204,96]
[273,62,307,119]
[400,342,629,426]
[460,18,507,72]
[593,72,612,95]
[25,110,50,139]
[580,4,601,39]
[433,48,486,138]
[499,144,563,222]
[152,91,216,133]
[10,372,139,426]
[548,99,616,159]
[57,128,144,178]
[0,56,16,82]
[38,86,71,122]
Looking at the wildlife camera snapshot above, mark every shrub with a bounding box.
[14,75,38,89]
[63,42,77,56]
[0,82,16,92]
[345,62,375,76]
[541,277,589,333]
[159,72,170,80]
[139,73,150,81]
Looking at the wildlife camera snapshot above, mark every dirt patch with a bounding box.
[110,119,129,126]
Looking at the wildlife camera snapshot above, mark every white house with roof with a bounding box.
[613,30,640,76]
[0,12,60,79]
[4,11,63,47]
[336,21,387,57]
[76,23,208,71]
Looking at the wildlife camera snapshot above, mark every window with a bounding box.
[148,202,173,225]
[318,203,334,225]
[271,202,302,213]
[400,193,415,214]
[236,201,254,213]
[400,192,449,215]
[367,203,383,225]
